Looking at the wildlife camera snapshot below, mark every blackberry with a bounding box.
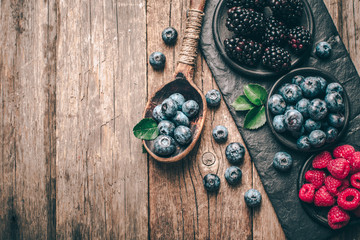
[226,0,266,11]
[224,37,263,66]
[262,46,291,72]
[226,7,265,39]
[268,0,303,26]
[262,16,287,46]
[287,26,312,54]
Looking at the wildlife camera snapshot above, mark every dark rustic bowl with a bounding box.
[298,154,360,229]
[266,67,350,152]
[212,0,314,79]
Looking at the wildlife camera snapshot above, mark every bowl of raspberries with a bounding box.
[213,0,314,78]
[266,67,349,152]
[298,145,360,230]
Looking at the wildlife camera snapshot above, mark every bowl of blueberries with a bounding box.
[266,67,350,152]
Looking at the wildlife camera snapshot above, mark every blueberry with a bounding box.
[152,104,167,122]
[153,135,176,156]
[212,125,228,143]
[292,75,305,86]
[182,100,199,118]
[297,135,311,150]
[162,27,178,45]
[309,130,326,148]
[205,89,221,107]
[300,77,321,98]
[161,98,178,118]
[203,173,220,192]
[284,109,304,132]
[316,42,332,59]
[174,125,192,145]
[326,82,344,96]
[149,52,166,70]
[157,120,176,136]
[296,98,310,118]
[172,111,189,127]
[273,152,293,172]
[317,77,328,94]
[169,93,186,110]
[286,105,296,112]
[325,92,344,113]
[304,119,322,132]
[225,142,245,165]
[224,166,242,185]
[279,84,303,104]
[278,83,290,96]
[308,99,328,121]
[244,189,262,208]
[272,115,286,133]
[291,126,305,139]
[328,113,345,128]
[325,126,338,143]
[268,94,287,115]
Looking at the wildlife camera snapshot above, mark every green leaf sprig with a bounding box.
[133,118,159,140]
[231,84,268,130]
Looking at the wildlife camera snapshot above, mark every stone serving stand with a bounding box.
[200,0,360,239]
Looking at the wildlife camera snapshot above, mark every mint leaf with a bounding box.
[244,84,268,106]
[133,118,159,140]
[232,95,255,111]
[244,106,266,130]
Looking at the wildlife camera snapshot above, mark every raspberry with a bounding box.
[305,170,326,189]
[325,176,343,196]
[327,158,350,179]
[327,206,350,229]
[314,186,336,207]
[338,179,350,193]
[333,145,355,160]
[299,184,316,203]
[350,172,360,189]
[354,206,360,217]
[349,152,360,174]
[312,151,332,169]
[337,188,360,210]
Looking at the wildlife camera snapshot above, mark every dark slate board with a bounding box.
[200,0,360,239]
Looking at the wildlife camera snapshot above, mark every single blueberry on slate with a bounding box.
[161,98,178,118]
[309,130,326,148]
[292,75,305,86]
[284,109,304,132]
[273,115,286,133]
[308,99,328,121]
[153,104,167,122]
[203,173,220,192]
[317,76,328,93]
[205,89,221,107]
[153,135,176,156]
[300,77,321,98]
[244,189,262,207]
[316,42,332,59]
[169,93,185,110]
[279,84,303,104]
[268,94,287,115]
[157,120,176,136]
[291,126,305,139]
[172,111,190,127]
[325,92,344,113]
[182,100,199,118]
[328,113,345,128]
[162,27,178,45]
[297,135,311,150]
[212,125,228,143]
[174,125,192,145]
[273,152,293,172]
[296,98,310,118]
[149,52,166,70]
[224,166,242,185]
[225,142,245,165]
[304,118,322,132]
[286,105,296,112]
[325,126,339,143]
[326,82,344,96]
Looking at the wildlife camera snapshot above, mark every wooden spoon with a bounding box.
[143,0,208,163]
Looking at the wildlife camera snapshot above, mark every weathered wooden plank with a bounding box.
[56,0,147,238]
[0,0,57,239]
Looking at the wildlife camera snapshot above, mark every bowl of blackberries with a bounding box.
[266,67,350,152]
[213,0,314,78]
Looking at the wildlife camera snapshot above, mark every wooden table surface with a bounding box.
[0,0,359,239]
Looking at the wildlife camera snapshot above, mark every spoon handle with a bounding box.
[174,0,207,81]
